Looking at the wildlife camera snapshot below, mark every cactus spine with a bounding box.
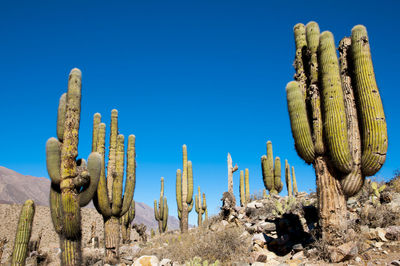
[285,160,293,197]
[176,145,194,233]
[46,69,101,265]
[261,141,283,194]
[11,200,35,266]
[239,169,250,206]
[227,153,238,197]
[154,177,168,233]
[286,22,388,242]
[120,201,135,244]
[195,187,207,226]
[92,110,136,262]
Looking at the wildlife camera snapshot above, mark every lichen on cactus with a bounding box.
[286,22,388,242]
[239,169,250,206]
[261,141,283,195]
[91,110,136,262]
[11,200,35,266]
[46,68,101,266]
[195,186,207,226]
[120,201,135,244]
[154,177,168,233]
[176,145,194,233]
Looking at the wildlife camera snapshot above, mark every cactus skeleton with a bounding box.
[154,177,168,233]
[46,69,101,265]
[261,141,283,195]
[227,153,238,198]
[286,22,388,242]
[91,110,136,262]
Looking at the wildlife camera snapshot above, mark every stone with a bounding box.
[259,222,276,232]
[255,202,263,208]
[391,260,400,266]
[252,233,266,242]
[329,242,358,262]
[120,245,141,256]
[386,226,400,240]
[255,253,268,262]
[247,202,257,209]
[292,251,305,260]
[376,228,388,242]
[133,255,159,266]
[160,258,173,266]
[355,257,362,263]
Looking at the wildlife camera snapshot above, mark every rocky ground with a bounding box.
[1,179,400,265]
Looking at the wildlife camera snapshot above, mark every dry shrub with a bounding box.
[138,226,251,263]
[388,170,400,193]
[359,203,400,228]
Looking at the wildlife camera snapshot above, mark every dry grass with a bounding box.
[388,170,400,193]
[138,224,251,263]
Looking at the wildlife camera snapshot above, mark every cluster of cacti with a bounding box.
[227,153,238,197]
[185,256,221,266]
[121,201,135,244]
[154,177,168,233]
[46,68,101,265]
[195,187,207,226]
[176,145,194,233]
[284,160,298,197]
[286,22,387,241]
[91,109,136,262]
[370,181,386,206]
[239,169,250,206]
[273,197,296,216]
[261,141,283,195]
[11,200,35,266]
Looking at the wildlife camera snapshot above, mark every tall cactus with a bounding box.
[11,200,35,266]
[285,160,293,197]
[46,69,101,265]
[92,110,136,262]
[176,145,194,233]
[154,177,168,233]
[292,166,298,195]
[227,153,238,197]
[195,186,207,226]
[261,141,283,194]
[120,201,135,244]
[286,22,388,242]
[239,169,250,206]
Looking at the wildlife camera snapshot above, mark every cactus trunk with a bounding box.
[104,217,120,262]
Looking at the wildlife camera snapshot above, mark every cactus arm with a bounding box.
[291,166,298,195]
[162,198,168,232]
[261,155,272,191]
[286,81,315,163]
[79,152,102,207]
[245,168,250,203]
[46,137,61,185]
[285,160,293,197]
[92,113,101,152]
[187,199,194,212]
[293,23,308,99]
[239,170,245,206]
[106,109,118,203]
[121,135,136,215]
[182,145,188,204]
[11,200,35,266]
[176,169,182,212]
[274,157,283,193]
[187,160,194,204]
[50,185,62,234]
[111,135,125,216]
[319,31,352,173]
[195,194,199,212]
[351,25,388,176]
[57,93,67,142]
[154,200,160,221]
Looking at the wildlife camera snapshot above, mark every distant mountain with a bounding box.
[0,166,180,231]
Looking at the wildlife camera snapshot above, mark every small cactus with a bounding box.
[154,177,168,233]
[195,187,207,226]
[11,200,35,266]
[261,141,283,195]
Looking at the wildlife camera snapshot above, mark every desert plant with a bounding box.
[91,110,136,262]
[227,153,238,198]
[261,141,283,195]
[239,169,250,206]
[176,145,194,233]
[154,177,168,233]
[195,187,207,226]
[292,166,298,195]
[11,200,35,266]
[286,22,387,242]
[46,68,101,265]
[121,201,135,244]
[203,193,208,222]
[285,160,293,197]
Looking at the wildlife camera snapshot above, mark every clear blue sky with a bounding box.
[1,0,399,225]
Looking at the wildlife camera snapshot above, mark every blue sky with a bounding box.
[1,0,399,225]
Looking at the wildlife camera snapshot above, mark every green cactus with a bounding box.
[120,201,135,244]
[261,141,283,195]
[371,181,386,205]
[154,177,168,233]
[203,193,208,222]
[195,187,207,226]
[92,110,136,262]
[46,69,101,265]
[285,160,293,197]
[176,145,194,233]
[292,166,298,196]
[11,200,35,266]
[239,169,250,206]
[286,22,388,241]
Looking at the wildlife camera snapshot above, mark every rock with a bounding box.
[292,243,303,252]
[376,228,388,242]
[329,242,358,262]
[221,220,229,227]
[238,213,245,219]
[133,255,159,266]
[355,257,362,263]
[391,260,400,266]
[247,202,257,209]
[251,262,268,266]
[120,244,141,256]
[386,226,400,240]
[255,202,263,208]
[380,191,392,203]
[292,251,305,260]
[252,233,266,242]
[259,222,276,232]
[255,253,268,262]
[160,258,173,266]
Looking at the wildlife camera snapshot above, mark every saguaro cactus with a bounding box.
[261,141,283,194]
[195,186,207,226]
[92,110,136,262]
[176,145,194,233]
[286,22,388,242]
[11,200,35,266]
[239,169,250,206]
[203,193,208,222]
[46,68,101,265]
[227,153,238,197]
[154,177,168,233]
[292,166,298,195]
[285,160,293,197]
[120,202,135,244]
